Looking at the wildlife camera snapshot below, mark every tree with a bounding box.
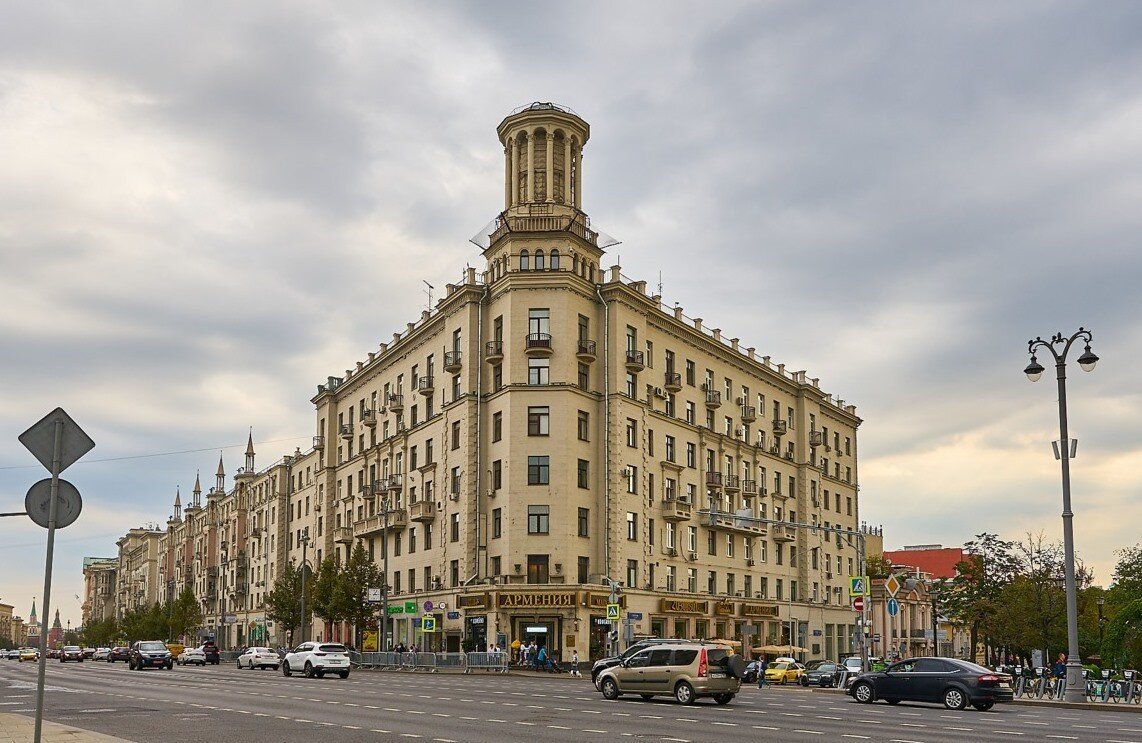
[80,617,119,647]
[265,558,311,643]
[0,616,14,650]
[942,533,1020,662]
[866,554,892,579]
[339,542,384,647]
[310,556,344,626]
[168,586,203,642]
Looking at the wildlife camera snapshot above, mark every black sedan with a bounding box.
[800,660,840,687]
[848,657,1013,711]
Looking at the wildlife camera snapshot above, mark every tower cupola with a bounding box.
[497,102,589,215]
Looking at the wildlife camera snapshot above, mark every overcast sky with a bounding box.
[2,1,1140,631]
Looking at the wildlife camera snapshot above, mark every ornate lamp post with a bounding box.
[298,527,310,643]
[1096,596,1106,651]
[1024,327,1099,703]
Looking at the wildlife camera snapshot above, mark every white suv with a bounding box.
[282,642,350,679]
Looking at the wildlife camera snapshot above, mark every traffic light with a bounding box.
[609,630,618,644]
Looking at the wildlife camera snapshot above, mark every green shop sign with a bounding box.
[386,601,419,616]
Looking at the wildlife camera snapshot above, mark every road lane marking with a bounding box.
[842,736,870,740]
[793,730,824,735]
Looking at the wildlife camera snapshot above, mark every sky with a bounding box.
[2,1,1140,631]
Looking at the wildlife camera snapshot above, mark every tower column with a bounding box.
[574,144,583,209]
[526,129,535,202]
[545,130,554,203]
[504,146,511,208]
[563,135,572,205]
[510,137,519,207]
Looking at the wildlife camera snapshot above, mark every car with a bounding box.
[591,638,694,689]
[800,660,840,687]
[92,648,111,661]
[107,646,131,663]
[282,642,350,679]
[177,648,206,666]
[5,649,19,660]
[19,648,39,662]
[848,656,1014,711]
[596,641,744,705]
[764,660,804,685]
[200,641,221,665]
[128,640,173,670]
[742,660,763,684]
[237,646,280,670]
[47,648,61,660]
[81,647,96,659]
[59,646,84,663]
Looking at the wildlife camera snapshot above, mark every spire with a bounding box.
[52,609,62,630]
[29,598,37,623]
[215,452,225,494]
[244,428,256,472]
[173,487,182,520]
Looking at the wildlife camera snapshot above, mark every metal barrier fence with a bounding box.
[465,652,509,674]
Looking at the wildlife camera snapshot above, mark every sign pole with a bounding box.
[33,419,63,743]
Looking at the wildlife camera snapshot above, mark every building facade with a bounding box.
[109,103,864,661]
[81,557,118,625]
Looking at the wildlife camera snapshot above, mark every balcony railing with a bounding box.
[705,471,723,488]
[624,349,645,371]
[339,424,353,440]
[704,390,722,408]
[524,333,553,355]
[724,474,741,492]
[576,339,597,361]
[661,495,692,521]
[387,394,404,413]
[443,351,462,373]
[772,524,796,542]
[334,526,354,545]
[702,509,765,536]
[740,405,756,423]
[485,340,504,364]
[353,509,408,538]
[772,419,788,436]
[664,372,682,392]
[386,473,403,491]
[409,500,437,522]
[312,435,325,450]
[743,479,758,495]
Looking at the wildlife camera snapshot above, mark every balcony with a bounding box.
[312,435,325,451]
[524,333,553,356]
[387,394,404,414]
[740,405,756,423]
[772,419,788,437]
[485,340,504,365]
[661,496,692,522]
[624,349,645,372]
[339,423,354,441]
[701,509,765,536]
[386,473,403,492]
[576,339,597,362]
[664,372,682,392]
[443,351,462,374]
[417,376,435,396]
[353,509,408,538]
[409,500,436,523]
[334,526,354,545]
[704,471,723,489]
[704,390,722,409]
[809,430,823,448]
[772,524,797,542]
[724,474,741,493]
[743,479,758,495]
[362,409,377,427]
[233,580,249,596]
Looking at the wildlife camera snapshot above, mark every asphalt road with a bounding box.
[1,659,1140,742]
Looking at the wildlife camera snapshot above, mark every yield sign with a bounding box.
[884,573,902,597]
[19,408,95,474]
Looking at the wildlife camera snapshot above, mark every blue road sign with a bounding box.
[627,612,643,621]
[887,597,900,617]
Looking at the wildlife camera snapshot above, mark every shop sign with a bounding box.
[446,611,461,620]
[458,593,489,609]
[587,593,626,609]
[713,601,735,617]
[386,605,405,615]
[659,598,708,615]
[467,616,486,625]
[497,591,578,609]
[740,603,780,619]
[404,600,418,613]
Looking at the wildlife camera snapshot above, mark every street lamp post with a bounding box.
[1024,327,1099,703]
[1096,596,1106,652]
[298,527,310,643]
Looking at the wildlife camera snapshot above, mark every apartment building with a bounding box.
[80,557,118,624]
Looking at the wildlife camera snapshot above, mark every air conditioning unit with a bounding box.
[449,492,460,502]
[826,571,833,579]
[735,397,745,406]
[760,487,768,495]
[666,547,677,556]
[687,552,698,562]
[734,428,743,438]
[314,502,321,512]
[653,387,666,398]
[436,501,444,511]
[746,558,755,566]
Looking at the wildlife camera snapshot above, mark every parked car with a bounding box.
[6,649,20,660]
[200,641,221,665]
[237,646,280,670]
[177,647,206,666]
[107,646,131,663]
[47,648,61,660]
[591,638,693,689]
[800,660,840,687]
[19,648,39,662]
[81,648,96,659]
[764,660,804,685]
[59,646,84,663]
[848,656,1014,711]
[92,648,111,661]
[596,641,744,705]
[282,642,351,679]
[128,640,173,670]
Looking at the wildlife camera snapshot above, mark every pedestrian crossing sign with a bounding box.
[849,576,868,597]
[606,603,621,621]
[422,615,437,632]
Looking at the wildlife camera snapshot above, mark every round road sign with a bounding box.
[851,595,865,612]
[25,478,83,529]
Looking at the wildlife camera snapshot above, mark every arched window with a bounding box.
[550,249,560,270]
[535,249,545,270]
[519,250,530,271]
[572,254,580,275]
[589,262,595,281]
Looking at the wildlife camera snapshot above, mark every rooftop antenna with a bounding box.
[423,280,435,310]
[657,271,663,298]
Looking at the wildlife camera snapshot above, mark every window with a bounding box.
[451,374,460,401]
[528,406,550,436]
[578,314,589,341]
[707,530,716,556]
[685,401,695,424]
[577,507,589,537]
[647,429,655,457]
[409,527,417,554]
[577,362,589,390]
[578,556,589,583]
[492,364,503,391]
[491,556,501,577]
[686,442,696,468]
[666,565,677,591]
[626,512,637,541]
[425,438,434,464]
[685,360,695,386]
[577,459,590,489]
[625,372,636,397]
[687,568,697,593]
[519,250,530,270]
[528,308,550,335]
[686,525,697,553]
[627,559,638,589]
[492,411,502,442]
[665,435,675,462]
[534,249,545,270]
[626,465,638,493]
[492,508,502,538]
[451,466,460,496]
[626,418,637,447]
[527,554,549,584]
[424,522,433,549]
[666,522,676,548]
[528,358,550,385]
[707,570,717,594]
[451,420,461,450]
[527,456,550,485]
[528,505,550,534]
[577,410,589,441]
[450,512,460,542]
[491,459,502,490]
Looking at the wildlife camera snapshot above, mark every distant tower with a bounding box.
[48,609,63,648]
[244,430,256,472]
[171,487,182,523]
[215,453,225,494]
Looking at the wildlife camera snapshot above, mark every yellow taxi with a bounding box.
[165,642,185,659]
[764,660,804,684]
[18,648,40,662]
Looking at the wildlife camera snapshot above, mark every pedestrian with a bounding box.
[570,649,581,677]
[536,644,548,671]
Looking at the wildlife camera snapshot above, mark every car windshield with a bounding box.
[64,646,81,651]
[954,660,994,674]
[768,662,788,670]
[807,661,835,671]
[139,642,166,651]
[318,644,347,654]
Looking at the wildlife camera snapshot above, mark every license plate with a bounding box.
[999,683,1010,688]
[709,671,726,678]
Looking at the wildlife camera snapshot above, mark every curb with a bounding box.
[811,686,1142,712]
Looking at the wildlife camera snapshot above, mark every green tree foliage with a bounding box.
[0,616,14,650]
[866,554,892,579]
[310,556,344,624]
[265,558,311,642]
[80,617,119,647]
[942,533,1020,659]
[168,586,203,642]
[339,542,384,644]
[117,602,168,641]
[1101,544,1142,667]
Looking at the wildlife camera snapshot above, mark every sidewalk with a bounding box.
[0,714,133,743]
[812,686,1142,712]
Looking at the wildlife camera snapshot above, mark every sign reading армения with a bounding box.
[497,591,579,609]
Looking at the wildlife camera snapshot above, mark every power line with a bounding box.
[0,436,311,471]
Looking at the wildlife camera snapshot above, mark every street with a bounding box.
[1,660,1140,743]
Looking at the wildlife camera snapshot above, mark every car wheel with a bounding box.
[282,662,292,677]
[674,681,696,706]
[338,671,349,679]
[799,676,808,687]
[972,701,995,711]
[886,698,901,705]
[600,677,620,700]
[713,693,734,705]
[943,687,968,710]
[852,681,874,704]
[303,662,315,678]
[237,660,242,669]
[316,671,325,678]
[640,694,654,700]
[592,673,602,691]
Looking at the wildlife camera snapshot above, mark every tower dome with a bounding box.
[497,102,590,214]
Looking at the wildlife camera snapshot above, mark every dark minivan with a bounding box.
[849,657,1013,710]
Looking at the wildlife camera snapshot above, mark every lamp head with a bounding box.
[1077,345,1099,372]
[1024,356,1045,382]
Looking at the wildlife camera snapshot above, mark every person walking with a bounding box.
[569,649,581,677]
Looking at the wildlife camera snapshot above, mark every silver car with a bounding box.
[597,642,743,705]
